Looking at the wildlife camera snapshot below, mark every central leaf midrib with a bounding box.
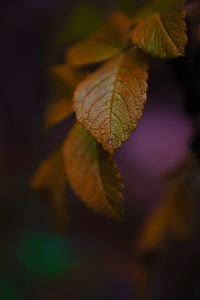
[109,54,125,148]
[157,12,181,54]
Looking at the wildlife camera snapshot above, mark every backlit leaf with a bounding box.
[67,40,121,68]
[131,0,187,58]
[31,150,68,234]
[62,123,124,220]
[74,49,148,154]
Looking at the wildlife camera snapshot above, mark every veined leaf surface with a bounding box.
[74,49,148,153]
[131,1,187,58]
[63,123,124,220]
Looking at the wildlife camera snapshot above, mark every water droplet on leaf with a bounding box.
[108,139,113,145]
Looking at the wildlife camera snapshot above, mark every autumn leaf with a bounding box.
[138,156,198,254]
[62,123,124,220]
[66,11,132,67]
[73,48,148,154]
[45,98,73,129]
[131,0,187,58]
[67,40,121,68]
[31,150,68,234]
[46,64,89,129]
[51,64,88,90]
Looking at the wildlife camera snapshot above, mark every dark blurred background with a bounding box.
[1,0,200,299]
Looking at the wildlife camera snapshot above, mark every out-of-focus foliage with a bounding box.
[45,98,73,129]
[32,0,188,230]
[138,155,199,255]
[66,11,132,67]
[92,11,132,49]
[31,150,68,234]
[45,64,88,130]
[67,40,121,68]
[132,154,200,300]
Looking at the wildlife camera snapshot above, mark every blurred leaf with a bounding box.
[63,123,124,221]
[67,40,121,67]
[46,64,89,129]
[45,98,73,130]
[31,150,68,234]
[66,11,132,67]
[51,64,88,90]
[74,49,148,154]
[131,0,187,58]
[93,11,132,49]
[138,156,198,254]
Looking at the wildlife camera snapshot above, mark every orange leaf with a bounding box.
[131,1,187,58]
[51,64,88,90]
[66,11,132,67]
[73,49,148,154]
[67,40,121,68]
[45,98,73,129]
[46,64,89,129]
[63,123,124,220]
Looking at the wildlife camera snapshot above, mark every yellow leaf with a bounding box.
[131,0,187,58]
[67,40,121,68]
[73,49,148,154]
[31,150,68,234]
[138,156,197,253]
[45,98,73,129]
[62,123,124,221]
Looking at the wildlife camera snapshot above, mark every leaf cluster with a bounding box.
[32,0,188,232]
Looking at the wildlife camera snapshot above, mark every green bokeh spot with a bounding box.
[57,3,103,45]
[17,233,76,278]
[0,278,19,300]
